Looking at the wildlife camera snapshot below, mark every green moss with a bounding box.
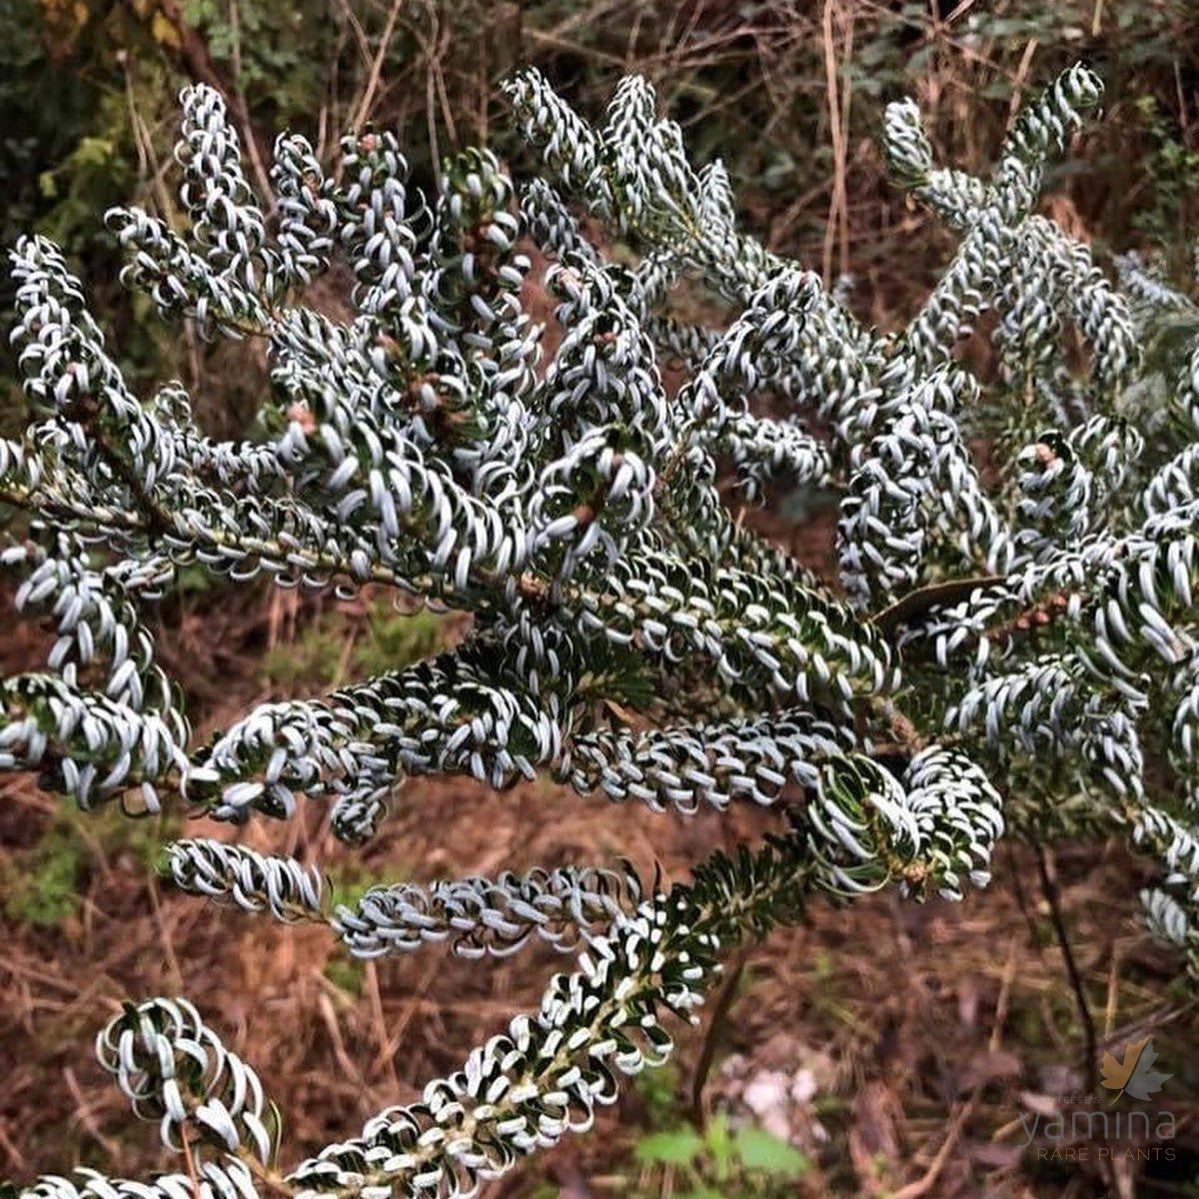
[319,860,416,997]
[2,806,178,929]
[263,618,344,686]
[323,956,366,999]
[2,823,83,927]
[325,859,412,912]
[633,1061,680,1126]
[358,607,447,674]
[264,602,451,689]
[98,807,178,868]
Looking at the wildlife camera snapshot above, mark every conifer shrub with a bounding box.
[2,60,1198,1197]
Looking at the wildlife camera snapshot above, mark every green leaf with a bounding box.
[733,1127,808,1176]
[705,1114,734,1182]
[635,1127,704,1166]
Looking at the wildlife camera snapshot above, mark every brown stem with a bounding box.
[688,950,745,1130]
[1036,847,1099,1097]
[71,407,173,539]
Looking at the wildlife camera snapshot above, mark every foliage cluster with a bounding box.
[1,12,1199,1199]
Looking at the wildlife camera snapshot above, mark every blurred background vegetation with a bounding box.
[4,0,1199,428]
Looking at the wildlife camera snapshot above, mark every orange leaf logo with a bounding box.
[1100,1036,1171,1103]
